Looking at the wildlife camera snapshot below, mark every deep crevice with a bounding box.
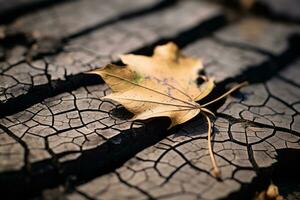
[0,73,102,117]
[223,148,300,200]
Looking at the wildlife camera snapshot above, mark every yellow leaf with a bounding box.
[120,42,215,101]
[88,42,247,178]
[91,64,200,128]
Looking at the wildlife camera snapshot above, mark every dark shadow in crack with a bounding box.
[222,148,300,200]
[0,73,103,118]
[273,149,300,199]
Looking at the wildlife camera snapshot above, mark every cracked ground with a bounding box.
[0,0,300,199]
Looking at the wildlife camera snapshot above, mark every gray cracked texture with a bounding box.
[0,0,300,199]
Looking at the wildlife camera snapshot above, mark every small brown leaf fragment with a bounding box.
[266,183,280,199]
[89,42,246,178]
[254,183,284,200]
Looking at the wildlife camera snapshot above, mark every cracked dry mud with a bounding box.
[0,0,300,199]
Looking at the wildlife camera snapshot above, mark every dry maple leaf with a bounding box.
[88,42,247,178]
[120,42,214,101]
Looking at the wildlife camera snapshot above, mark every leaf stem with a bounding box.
[203,113,221,178]
[201,81,248,107]
[201,107,215,117]
[199,82,248,179]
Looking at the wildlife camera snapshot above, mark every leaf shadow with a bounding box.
[171,115,216,138]
[109,105,134,120]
